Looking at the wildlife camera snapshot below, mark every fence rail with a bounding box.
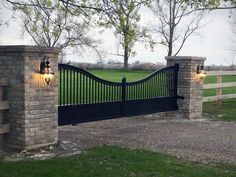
[203,71,236,105]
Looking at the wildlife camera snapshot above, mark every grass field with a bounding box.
[0,146,235,177]
[89,70,236,121]
[203,75,236,121]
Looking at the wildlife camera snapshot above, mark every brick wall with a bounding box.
[0,46,60,150]
[166,56,206,119]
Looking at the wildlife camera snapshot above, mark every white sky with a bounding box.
[0,5,235,66]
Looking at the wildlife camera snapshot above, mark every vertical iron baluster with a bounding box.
[88,77,90,103]
[154,76,157,97]
[140,82,143,99]
[102,84,106,102]
[157,74,159,97]
[169,69,171,96]
[152,77,154,98]
[163,71,165,97]
[99,82,102,103]
[159,72,161,97]
[76,71,78,104]
[79,73,82,104]
[69,69,72,104]
[85,76,88,104]
[129,85,131,100]
[145,81,147,99]
[66,69,69,105]
[90,80,92,104]
[166,70,168,97]
[82,74,84,104]
[172,68,175,96]
[154,77,156,98]
[111,85,114,102]
[133,84,135,100]
[107,85,109,102]
[91,79,94,104]
[59,67,62,105]
[150,78,152,98]
[73,70,75,105]
[100,83,102,102]
[161,72,164,97]
[115,86,117,101]
[97,82,99,103]
[127,85,129,100]
[164,70,166,97]
[165,70,167,97]
[155,75,158,98]
[159,74,161,97]
[63,68,66,105]
[148,79,151,98]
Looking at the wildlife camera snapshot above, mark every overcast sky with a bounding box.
[0,5,235,66]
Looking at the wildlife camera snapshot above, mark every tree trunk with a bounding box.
[124,45,129,69]
[168,42,172,56]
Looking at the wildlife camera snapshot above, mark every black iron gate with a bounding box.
[58,64,181,125]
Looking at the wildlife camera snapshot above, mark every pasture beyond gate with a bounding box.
[58,64,181,125]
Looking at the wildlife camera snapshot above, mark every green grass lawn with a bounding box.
[0,146,235,177]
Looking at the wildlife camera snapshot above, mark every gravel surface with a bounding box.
[59,115,236,164]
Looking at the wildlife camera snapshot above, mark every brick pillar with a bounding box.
[0,45,60,150]
[165,56,206,119]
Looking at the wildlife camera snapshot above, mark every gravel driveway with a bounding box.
[59,115,236,164]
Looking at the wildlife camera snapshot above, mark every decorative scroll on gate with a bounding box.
[58,64,181,125]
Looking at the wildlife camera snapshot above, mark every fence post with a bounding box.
[122,77,126,116]
[216,75,222,107]
[165,56,206,119]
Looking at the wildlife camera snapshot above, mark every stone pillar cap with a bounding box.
[165,56,206,61]
[0,45,61,54]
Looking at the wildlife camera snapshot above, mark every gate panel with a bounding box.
[58,101,123,125]
[124,97,178,116]
[58,64,180,125]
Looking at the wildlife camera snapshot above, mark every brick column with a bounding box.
[166,56,206,119]
[0,45,60,150]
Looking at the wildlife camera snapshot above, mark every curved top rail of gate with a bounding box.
[59,63,179,105]
[125,65,177,85]
[59,64,122,86]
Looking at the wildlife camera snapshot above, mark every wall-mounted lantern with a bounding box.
[197,65,206,80]
[40,56,54,85]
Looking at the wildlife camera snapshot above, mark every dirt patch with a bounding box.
[59,115,236,164]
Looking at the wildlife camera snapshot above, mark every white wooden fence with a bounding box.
[203,71,236,106]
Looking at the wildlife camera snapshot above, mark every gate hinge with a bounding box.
[177,95,184,99]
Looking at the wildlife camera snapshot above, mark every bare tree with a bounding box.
[12,0,97,54]
[151,0,206,56]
